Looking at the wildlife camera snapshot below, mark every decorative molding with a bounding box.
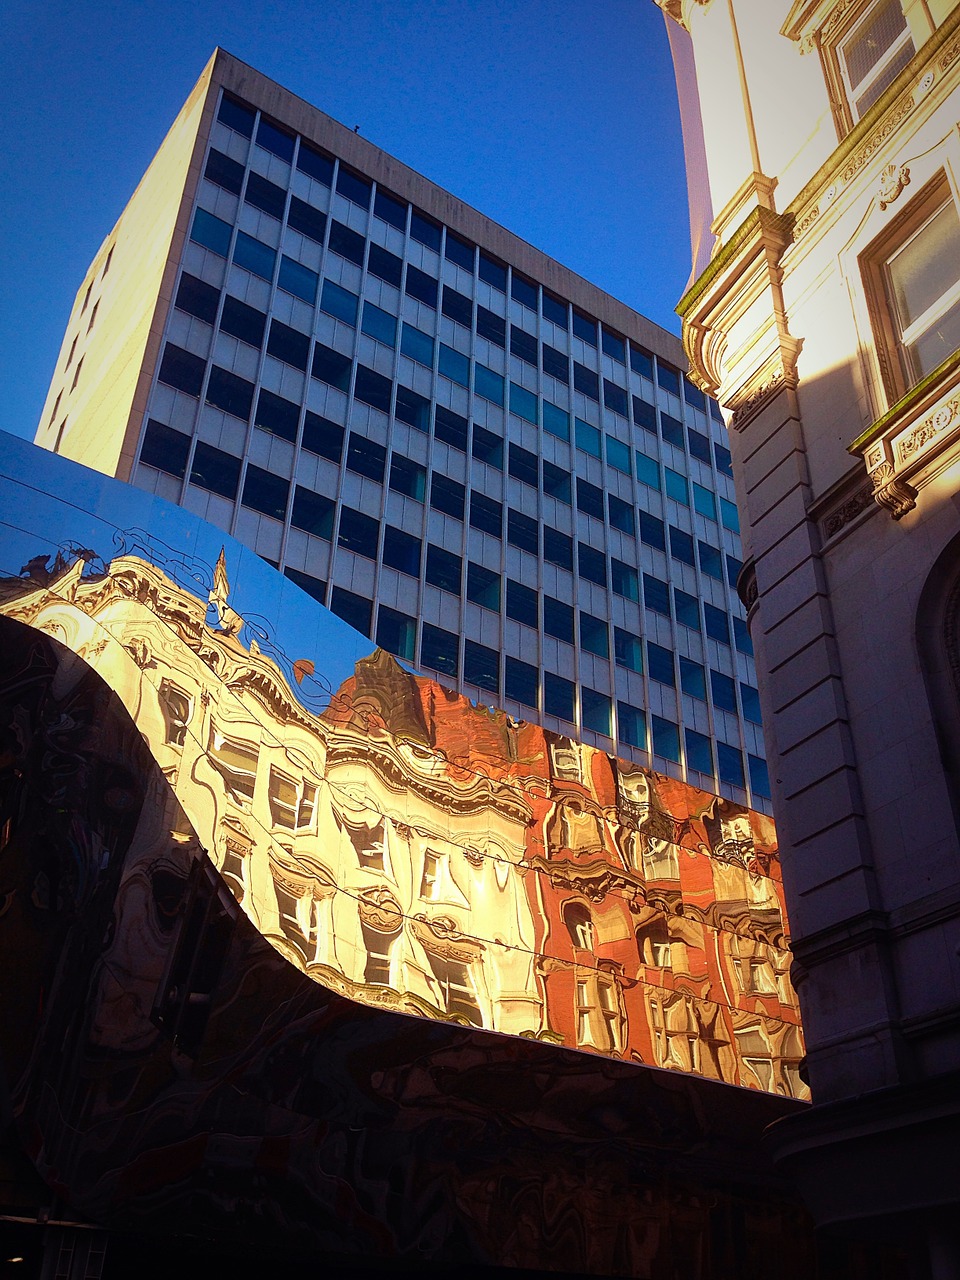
[728,338,803,431]
[358,885,403,933]
[840,93,916,185]
[735,559,758,612]
[820,483,875,538]
[878,162,910,210]
[870,462,918,519]
[895,396,960,467]
[411,913,484,963]
[940,31,960,73]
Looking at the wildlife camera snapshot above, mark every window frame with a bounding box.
[861,173,960,403]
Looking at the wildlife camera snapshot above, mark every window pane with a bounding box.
[580,612,608,657]
[284,565,326,604]
[302,412,343,462]
[205,148,244,195]
[291,486,334,538]
[368,244,403,288]
[544,597,574,643]
[331,585,372,635]
[255,388,299,441]
[140,420,189,477]
[354,365,392,413]
[544,672,575,721]
[245,171,286,219]
[382,525,421,576]
[297,141,334,185]
[445,232,475,270]
[338,508,379,558]
[652,715,680,762]
[717,742,745,789]
[693,483,717,520]
[575,418,601,457]
[206,366,254,419]
[680,657,706,700]
[278,256,318,304]
[507,511,538,554]
[374,188,407,230]
[582,688,611,735]
[191,441,240,499]
[389,453,426,500]
[435,405,469,450]
[361,302,397,346]
[320,280,358,325]
[256,118,295,161]
[467,562,500,610]
[543,401,570,440]
[401,322,434,366]
[438,343,469,386]
[472,425,503,468]
[233,232,276,280]
[506,579,539,628]
[430,474,465,520]
[217,94,254,137]
[405,264,438,308]
[606,435,631,474]
[686,729,713,776]
[475,364,504,405]
[614,629,642,673]
[422,623,459,676]
[410,211,441,251]
[377,605,416,660]
[464,640,500,693]
[505,657,538,708]
[242,464,289,519]
[267,318,310,370]
[336,167,371,208]
[221,295,266,347]
[425,545,461,592]
[158,343,205,396]
[287,196,326,243]
[176,273,220,324]
[191,208,232,257]
[312,343,352,391]
[618,703,646,749]
[470,492,502,536]
[346,432,386,482]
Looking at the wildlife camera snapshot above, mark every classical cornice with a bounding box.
[677,205,797,410]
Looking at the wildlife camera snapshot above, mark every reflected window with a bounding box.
[563,901,595,950]
[636,915,671,967]
[427,953,482,1025]
[269,768,317,831]
[362,923,396,985]
[209,727,259,800]
[576,973,623,1053]
[160,683,191,747]
[420,851,441,899]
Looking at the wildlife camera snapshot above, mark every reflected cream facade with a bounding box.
[1,540,804,1092]
[654,0,960,1261]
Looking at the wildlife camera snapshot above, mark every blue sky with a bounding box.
[1,0,690,444]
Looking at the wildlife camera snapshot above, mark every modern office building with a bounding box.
[654,0,960,1269]
[33,48,769,814]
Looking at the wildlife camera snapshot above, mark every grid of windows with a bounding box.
[137,83,765,809]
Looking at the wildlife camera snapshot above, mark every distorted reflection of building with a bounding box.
[1,536,804,1097]
[2,437,907,1278]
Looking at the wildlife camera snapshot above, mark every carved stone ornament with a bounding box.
[871,462,918,519]
[895,397,960,466]
[411,913,484,963]
[878,163,910,211]
[358,885,403,933]
[821,483,875,538]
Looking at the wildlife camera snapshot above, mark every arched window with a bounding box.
[563,900,595,950]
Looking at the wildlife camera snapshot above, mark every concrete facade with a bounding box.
[655,0,960,1267]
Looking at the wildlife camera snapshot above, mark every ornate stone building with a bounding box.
[654,0,960,1268]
